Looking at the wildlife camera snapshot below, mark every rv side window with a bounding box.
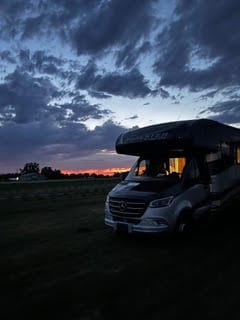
[237,147,240,164]
[206,152,221,174]
[205,150,233,174]
[221,142,234,168]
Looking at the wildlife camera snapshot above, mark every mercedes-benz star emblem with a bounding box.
[120,201,127,212]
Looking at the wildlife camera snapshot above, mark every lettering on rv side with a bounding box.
[124,131,169,143]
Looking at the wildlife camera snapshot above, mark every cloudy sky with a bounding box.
[0,0,240,173]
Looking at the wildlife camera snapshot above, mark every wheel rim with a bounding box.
[178,222,188,233]
[177,218,193,234]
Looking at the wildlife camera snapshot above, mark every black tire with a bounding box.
[175,211,195,236]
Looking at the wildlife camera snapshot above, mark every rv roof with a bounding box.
[115,119,240,156]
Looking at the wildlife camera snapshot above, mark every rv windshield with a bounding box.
[126,157,186,181]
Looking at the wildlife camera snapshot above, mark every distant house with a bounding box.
[8,177,19,181]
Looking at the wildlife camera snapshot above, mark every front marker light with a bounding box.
[149,196,174,208]
[105,194,110,203]
[105,194,110,213]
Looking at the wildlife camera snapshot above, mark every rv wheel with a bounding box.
[176,212,194,235]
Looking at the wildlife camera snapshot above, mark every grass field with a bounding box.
[1,179,240,319]
[0,178,120,200]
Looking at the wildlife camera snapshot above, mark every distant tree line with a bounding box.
[18,162,64,179]
[0,162,129,181]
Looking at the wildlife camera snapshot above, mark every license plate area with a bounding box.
[116,223,129,233]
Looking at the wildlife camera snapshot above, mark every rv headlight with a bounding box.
[149,196,174,208]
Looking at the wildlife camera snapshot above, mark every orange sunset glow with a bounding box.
[61,167,130,176]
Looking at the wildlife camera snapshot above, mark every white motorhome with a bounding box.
[104,119,240,234]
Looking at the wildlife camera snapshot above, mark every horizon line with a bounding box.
[61,167,131,176]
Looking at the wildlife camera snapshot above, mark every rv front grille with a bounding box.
[109,197,147,219]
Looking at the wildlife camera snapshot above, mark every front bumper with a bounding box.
[104,216,169,234]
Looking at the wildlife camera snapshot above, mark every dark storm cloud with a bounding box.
[0,50,16,64]
[71,0,156,55]
[77,62,152,98]
[0,68,119,169]
[0,0,157,60]
[17,49,65,76]
[0,118,129,168]
[22,15,46,39]
[80,120,127,152]
[199,100,240,124]
[125,115,138,120]
[115,41,152,69]
[76,61,98,90]
[92,69,152,98]
[154,0,240,92]
[0,0,158,98]
[32,51,63,72]
[198,90,219,100]
[88,91,112,99]
[159,88,170,99]
[0,70,59,124]
[0,69,109,124]
[0,1,35,39]
[57,96,111,122]
[0,0,29,17]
